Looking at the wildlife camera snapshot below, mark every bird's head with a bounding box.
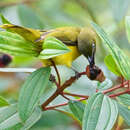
[78,27,97,67]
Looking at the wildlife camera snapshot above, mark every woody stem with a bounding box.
[41,72,86,110]
[50,59,61,86]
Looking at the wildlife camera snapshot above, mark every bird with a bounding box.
[0,24,102,81]
[35,26,97,68]
[37,27,103,81]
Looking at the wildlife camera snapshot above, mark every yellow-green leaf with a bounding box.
[0,96,9,107]
[0,31,40,57]
[39,36,71,59]
[0,24,41,43]
[104,55,121,76]
[0,14,11,24]
[91,22,130,80]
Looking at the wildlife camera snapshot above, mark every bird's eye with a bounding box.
[92,42,96,48]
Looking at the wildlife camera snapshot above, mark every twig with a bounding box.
[109,90,130,98]
[63,92,89,98]
[103,80,129,94]
[64,81,129,98]
[41,71,86,110]
[50,60,70,100]
[44,97,88,110]
[60,93,70,100]
[50,59,61,86]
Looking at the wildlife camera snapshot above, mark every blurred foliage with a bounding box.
[0,0,130,129]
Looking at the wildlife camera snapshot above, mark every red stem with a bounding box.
[61,93,70,100]
[109,90,130,98]
[44,97,88,110]
[63,92,89,98]
[44,88,130,110]
[103,80,129,94]
[51,59,61,86]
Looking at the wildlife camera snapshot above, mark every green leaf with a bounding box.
[91,22,130,80]
[69,100,85,121]
[18,5,44,29]
[83,93,118,130]
[118,103,130,126]
[125,16,130,44]
[0,31,40,57]
[0,104,22,129]
[4,123,23,130]
[0,104,17,124]
[0,106,42,130]
[18,67,51,122]
[21,107,42,130]
[97,78,113,91]
[0,96,9,107]
[39,36,71,59]
[108,0,129,22]
[104,55,121,76]
[0,14,11,24]
[0,113,21,130]
[0,24,41,43]
[117,94,130,106]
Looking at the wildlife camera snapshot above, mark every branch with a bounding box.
[109,90,130,98]
[51,60,61,86]
[103,80,129,94]
[44,97,88,110]
[42,78,129,110]
[41,71,86,110]
[63,92,89,98]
